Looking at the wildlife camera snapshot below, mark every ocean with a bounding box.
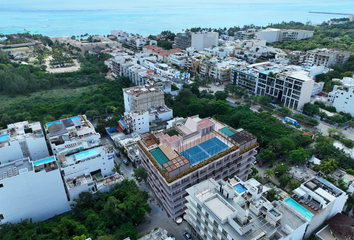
[1,0,353,37]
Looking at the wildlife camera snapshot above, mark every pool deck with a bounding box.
[298,201,319,215]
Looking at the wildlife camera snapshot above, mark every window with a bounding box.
[197,204,202,211]
[0,184,3,188]
[205,212,209,219]
[213,220,219,228]
[222,229,228,237]
[205,219,208,225]
[197,212,201,218]
[213,228,217,234]
[0,214,3,220]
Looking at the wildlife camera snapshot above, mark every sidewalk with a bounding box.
[135,182,187,239]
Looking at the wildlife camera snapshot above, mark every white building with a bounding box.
[169,52,186,67]
[124,110,150,134]
[305,48,351,68]
[57,146,116,201]
[191,32,219,51]
[44,115,100,156]
[0,121,49,164]
[186,177,309,240]
[291,177,348,238]
[311,82,325,96]
[233,63,316,109]
[257,28,313,43]
[186,176,347,240]
[327,77,354,116]
[0,157,70,223]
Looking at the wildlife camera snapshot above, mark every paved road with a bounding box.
[100,136,188,238]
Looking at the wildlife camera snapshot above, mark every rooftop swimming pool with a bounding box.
[33,156,56,167]
[234,183,248,194]
[0,134,10,142]
[70,116,81,121]
[285,198,314,220]
[46,121,61,128]
[75,148,100,161]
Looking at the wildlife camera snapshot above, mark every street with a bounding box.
[100,136,188,239]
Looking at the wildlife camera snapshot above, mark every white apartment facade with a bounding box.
[191,32,219,51]
[311,82,325,96]
[0,157,70,223]
[257,28,313,43]
[0,121,49,164]
[233,64,316,109]
[58,146,116,201]
[44,115,100,156]
[169,52,186,67]
[327,78,354,116]
[305,48,351,68]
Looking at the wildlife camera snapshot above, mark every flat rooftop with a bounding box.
[0,158,33,180]
[205,196,235,220]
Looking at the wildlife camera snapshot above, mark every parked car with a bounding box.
[123,159,129,165]
[183,232,192,240]
[116,152,120,157]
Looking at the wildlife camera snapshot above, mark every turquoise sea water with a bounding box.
[1,0,353,37]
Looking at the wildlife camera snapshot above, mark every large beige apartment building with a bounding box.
[137,117,258,219]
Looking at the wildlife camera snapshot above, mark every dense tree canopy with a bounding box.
[0,180,151,240]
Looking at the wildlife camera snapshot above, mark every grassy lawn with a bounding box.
[0,86,96,110]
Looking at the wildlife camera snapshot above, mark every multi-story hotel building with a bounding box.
[138,117,258,219]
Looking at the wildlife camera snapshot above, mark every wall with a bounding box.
[329,87,354,116]
[62,153,114,178]
[0,168,70,223]
[257,30,280,43]
[298,80,315,110]
[27,137,50,160]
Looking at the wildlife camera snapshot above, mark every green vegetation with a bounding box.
[156,40,173,50]
[0,180,151,240]
[270,21,354,52]
[132,167,148,183]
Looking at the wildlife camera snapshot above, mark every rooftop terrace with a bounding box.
[0,158,33,180]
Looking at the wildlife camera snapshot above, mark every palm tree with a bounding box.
[264,169,275,179]
[112,162,122,174]
[254,175,263,184]
[279,175,292,188]
[345,195,354,216]
[319,159,338,174]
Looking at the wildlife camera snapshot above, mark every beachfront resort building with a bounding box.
[44,115,101,156]
[123,84,173,134]
[137,117,258,219]
[0,121,49,164]
[0,156,70,223]
[233,63,316,109]
[185,176,347,240]
[257,28,314,43]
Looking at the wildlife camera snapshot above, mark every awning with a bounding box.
[293,188,306,197]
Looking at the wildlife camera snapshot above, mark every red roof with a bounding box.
[159,134,170,140]
[146,70,154,75]
[198,119,214,129]
[116,125,123,133]
[303,132,313,137]
[167,135,180,143]
[159,53,170,56]
[327,213,354,237]
[318,92,328,97]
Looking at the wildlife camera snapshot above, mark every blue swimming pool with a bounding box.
[33,156,56,167]
[75,148,100,161]
[70,116,81,120]
[285,198,314,219]
[234,183,248,194]
[0,134,9,142]
[46,121,61,128]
